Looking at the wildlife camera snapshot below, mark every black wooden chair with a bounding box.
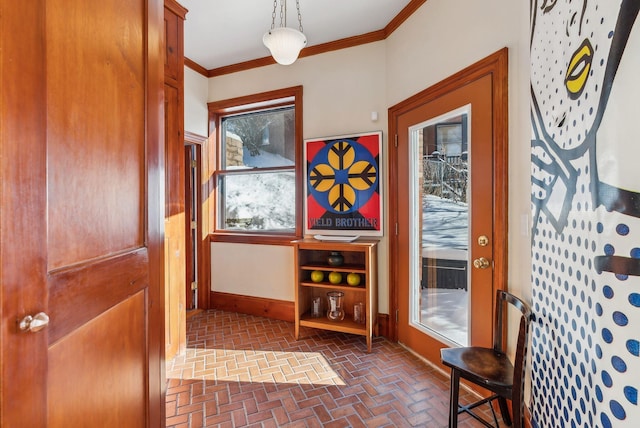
[440,290,532,428]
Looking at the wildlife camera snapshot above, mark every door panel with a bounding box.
[48,292,146,426]
[1,0,165,426]
[389,49,508,367]
[46,0,145,270]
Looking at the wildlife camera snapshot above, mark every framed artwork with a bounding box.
[304,131,383,237]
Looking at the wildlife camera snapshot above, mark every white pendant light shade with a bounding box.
[263,27,307,65]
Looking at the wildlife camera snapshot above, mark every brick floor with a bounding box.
[166,310,500,427]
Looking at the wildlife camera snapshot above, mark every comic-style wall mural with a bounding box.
[531,0,639,426]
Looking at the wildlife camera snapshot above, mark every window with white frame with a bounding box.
[208,86,303,243]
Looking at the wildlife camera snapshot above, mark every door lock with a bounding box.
[473,257,491,269]
[477,235,489,246]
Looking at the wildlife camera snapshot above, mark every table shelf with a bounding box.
[293,238,378,352]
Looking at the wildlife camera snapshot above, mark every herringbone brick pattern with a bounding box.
[166,310,496,427]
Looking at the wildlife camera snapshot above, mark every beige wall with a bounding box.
[195,0,532,314]
[206,41,390,309]
[184,67,208,137]
[385,0,532,304]
[210,243,294,301]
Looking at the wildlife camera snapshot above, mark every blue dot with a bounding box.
[616,223,629,236]
[627,339,639,356]
[613,311,628,326]
[603,286,614,298]
[596,344,603,358]
[604,244,615,255]
[597,222,604,233]
[624,386,638,405]
[602,328,613,343]
[574,409,581,425]
[631,248,640,259]
[596,385,603,401]
[611,356,627,372]
[610,400,626,420]
[602,370,613,387]
[629,293,640,307]
[601,412,612,428]
[596,303,603,316]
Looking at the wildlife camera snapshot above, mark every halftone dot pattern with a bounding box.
[531,162,606,428]
[531,161,640,428]
[592,210,640,427]
[530,1,640,426]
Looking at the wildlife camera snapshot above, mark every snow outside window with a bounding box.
[218,106,296,233]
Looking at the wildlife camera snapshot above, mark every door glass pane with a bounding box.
[409,106,470,346]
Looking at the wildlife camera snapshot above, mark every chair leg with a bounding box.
[497,397,512,426]
[448,370,460,428]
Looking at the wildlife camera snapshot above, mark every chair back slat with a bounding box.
[495,290,532,428]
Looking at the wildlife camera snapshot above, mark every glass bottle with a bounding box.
[326,291,345,321]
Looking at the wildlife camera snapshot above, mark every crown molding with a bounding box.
[184,0,426,78]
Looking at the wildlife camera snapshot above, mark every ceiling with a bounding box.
[179,0,413,72]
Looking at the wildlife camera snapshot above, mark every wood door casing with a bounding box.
[164,0,188,361]
[0,0,165,425]
[185,131,211,311]
[388,49,509,366]
[165,82,187,360]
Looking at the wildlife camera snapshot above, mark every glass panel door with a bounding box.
[409,106,470,346]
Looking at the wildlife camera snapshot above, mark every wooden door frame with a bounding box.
[387,48,509,342]
[184,131,211,310]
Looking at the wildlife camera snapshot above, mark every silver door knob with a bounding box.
[473,257,491,269]
[19,312,50,333]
